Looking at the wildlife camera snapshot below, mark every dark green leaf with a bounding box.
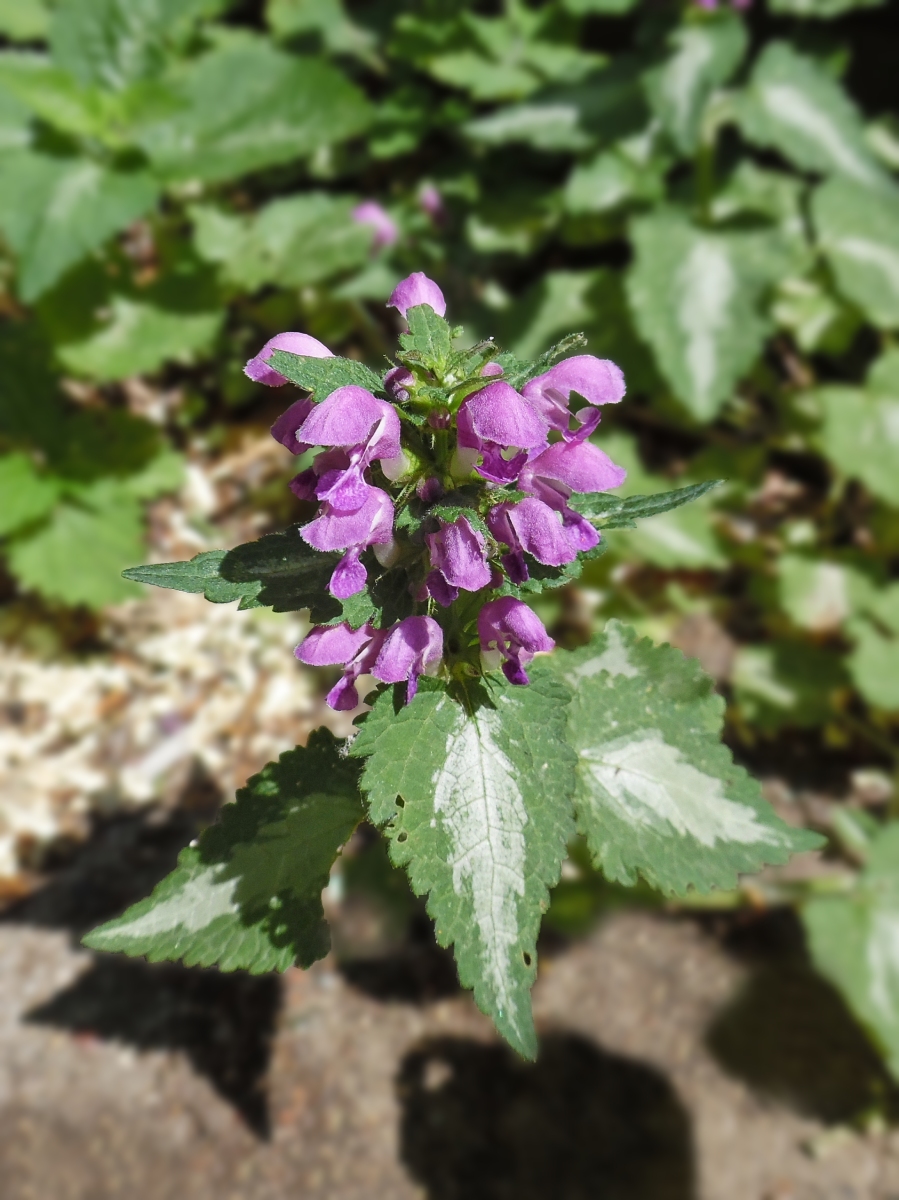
[267,351,384,399]
[571,480,724,526]
[84,731,365,973]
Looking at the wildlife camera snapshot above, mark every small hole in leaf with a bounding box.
[397,832,408,843]
[396,797,405,809]
[523,952,532,967]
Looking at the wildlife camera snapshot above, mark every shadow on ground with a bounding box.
[397,1033,696,1200]
[706,910,896,1123]
[1,809,281,1136]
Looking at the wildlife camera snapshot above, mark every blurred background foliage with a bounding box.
[1,0,898,1100]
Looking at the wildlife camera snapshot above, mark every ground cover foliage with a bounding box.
[1,0,898,1072]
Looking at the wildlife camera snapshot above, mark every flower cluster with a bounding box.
[245,273,626,707]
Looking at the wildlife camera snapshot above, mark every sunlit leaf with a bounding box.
[84,732,364,972]
[351,670,578,1059]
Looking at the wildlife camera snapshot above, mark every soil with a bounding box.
[1,813,899,1200]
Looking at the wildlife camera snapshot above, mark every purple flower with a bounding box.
[478,597,554,686]
[352,201,399,249]
[301,484,394,599]
[384,365,415,403]
[457,381,549,484]
[295,622,385,711]
[519,440,626,508]
[487,497,580,584]
[372,616,443,703]
[245,332,332,388]
[419,183,445,221]
[297,386,401,461]
[296,385,403,513]
[481,361,504,377]
[522,355,625,441]
[296,616,443,709]
[425,516,492,606]
[388,272,446,322]
[271,397,315,456]
[518,440,625,556]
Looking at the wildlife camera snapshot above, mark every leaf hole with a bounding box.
[523,951,532,967]
[397,831,408,843]
[396,797,405,809]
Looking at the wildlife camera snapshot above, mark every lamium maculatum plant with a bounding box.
[86,274,822,1058]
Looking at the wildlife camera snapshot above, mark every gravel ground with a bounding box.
[1,813,898,1200]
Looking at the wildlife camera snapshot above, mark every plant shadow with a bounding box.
[397,1032,696,1200]
[706,910,897,1123]
[1,808,281,1138]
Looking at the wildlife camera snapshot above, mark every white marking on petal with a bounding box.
[677,238,735,413]
[580,729,783,848]
[432,708,528,1034]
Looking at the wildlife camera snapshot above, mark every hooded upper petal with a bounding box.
[297,386,401,461]
[387,272,447,321]
[457,381,548,452]
[522,356,625,417]
[245,332,333,387]
[271,397,315,455]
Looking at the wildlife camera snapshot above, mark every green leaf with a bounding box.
[848,620,899,711]
[39,259,223,381]
[558,622,823,894]
[351,669,578,1059]
[733,42,888,188]
[137,39,371,185]
[7,480,145,607]
[571,480,723,527]
[803,824,899,1082]
[122,529,380,625]
[84,731,365,972]
[564,146,665,215]
[813,176,899,330]
[814,384,899,507]
[627,210,776,420]
[594,434,727,568]
[122,550,263,609]
[732,641,847,732]
[0,452,59,537]
[643,14,747,155]
[191,193,373,291]
[769,0,886,15]
[0,0,51,41]
[266,350,383,399]
[0,150,158,301]
[266,0,379,66]
[400,303,453,370]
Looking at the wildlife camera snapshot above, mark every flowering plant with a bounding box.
[86,274,820,1058]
